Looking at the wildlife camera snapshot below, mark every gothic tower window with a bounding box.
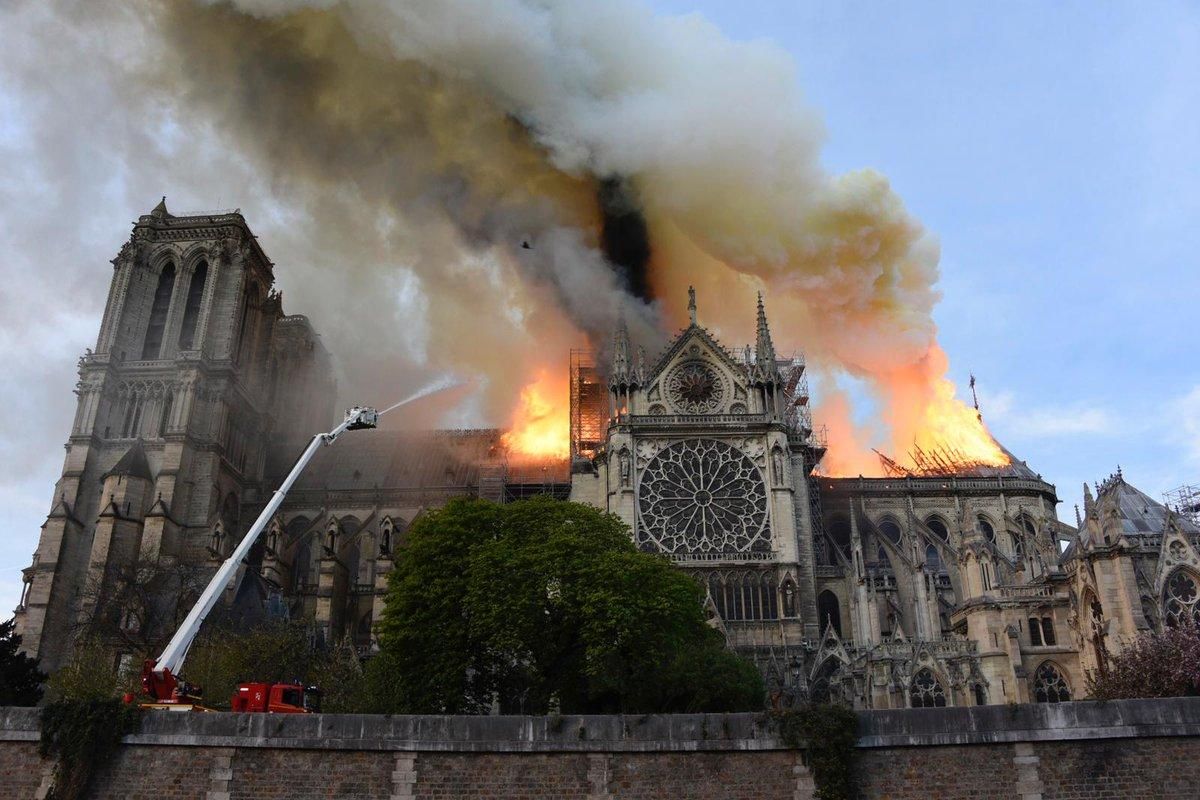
[158,390,173,437]
[142,261,176,360]
[972,683,987,705]
[1164,569,1200,628]
[909,668,947,708]
[1028,617,1043,646]
[1041,617,1056,646]
[177,260,208,350]
[1032,662,1071,703]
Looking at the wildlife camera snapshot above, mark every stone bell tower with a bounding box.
[15,199,334,669]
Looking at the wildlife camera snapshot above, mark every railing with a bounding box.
[627,413,770,426]
[817,475,1057,496]
[997,585,1056,599]
[668,550,776,563]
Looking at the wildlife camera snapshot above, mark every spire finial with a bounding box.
[754,292,776,366]
[610,315,631,384]
[687,285,697,325]
[151,196,169,218]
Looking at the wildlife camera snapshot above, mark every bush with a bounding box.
[40,698,141,800]
[1088,622,1200,700]
[776,703,859,800]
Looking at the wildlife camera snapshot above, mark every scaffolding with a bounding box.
[569,349,607,460]
[1164,483,1200,527]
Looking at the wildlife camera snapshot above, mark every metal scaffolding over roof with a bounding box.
[1164,483,1200,527]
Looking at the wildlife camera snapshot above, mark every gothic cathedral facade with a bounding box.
[15,205,1200,711]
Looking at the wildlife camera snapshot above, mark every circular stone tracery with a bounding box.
[666,361,724,413]
[637,438,769,555]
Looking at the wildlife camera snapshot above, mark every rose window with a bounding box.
[666,361,724,413]
[1164,570,1200,628]
[637,438,769,555]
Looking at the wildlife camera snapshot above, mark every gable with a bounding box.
[643,325,750,415]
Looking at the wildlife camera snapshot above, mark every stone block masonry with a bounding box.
[1,699,1198,799]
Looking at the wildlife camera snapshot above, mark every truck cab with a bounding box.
[230,682,322,713]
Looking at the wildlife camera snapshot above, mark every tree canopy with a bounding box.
[0,617,45,706]
[1088,622,1200,700]
[366,497,764,714]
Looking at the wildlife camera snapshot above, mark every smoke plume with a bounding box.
[5,0,1005,471]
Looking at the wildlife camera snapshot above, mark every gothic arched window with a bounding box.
[977,516,996,544]
[827,517,851,556]
[1028,617,1043,646]
[972,683,987,705]
[878,519,902,545]
[818,590,841,637]
[142,262,176,359]
[910,668,947,708]
[925,516,950,541]
[925,544,942,573]
[177,260,208,350]
[1032,662,1071,703]
[1164,569,1200,628]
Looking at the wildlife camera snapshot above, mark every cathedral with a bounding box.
[14,204,1200,710]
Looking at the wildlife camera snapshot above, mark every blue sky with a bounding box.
[647,0,1200,499]
[1,1,1199,614]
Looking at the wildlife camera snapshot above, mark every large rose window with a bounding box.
[637,439,769,555]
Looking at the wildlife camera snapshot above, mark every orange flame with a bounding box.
[819,345,1010,477]
[502,370,570,460]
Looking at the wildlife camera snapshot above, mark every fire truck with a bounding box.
[137,406,380,713]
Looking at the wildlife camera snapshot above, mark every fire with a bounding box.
[906,378,1009,468]
[819,345,1010,477]
[502,371,570,460]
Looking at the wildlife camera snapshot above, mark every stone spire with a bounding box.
[687,285,697,326]
[751,292,781,383]
[610,317,631,385]
[151,196,170,219]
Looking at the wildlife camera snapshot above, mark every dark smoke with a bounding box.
[598,178,653,301]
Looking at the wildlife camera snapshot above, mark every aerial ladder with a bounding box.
[138,405,380,712]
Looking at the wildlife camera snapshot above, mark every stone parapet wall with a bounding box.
[2,699,1198,799]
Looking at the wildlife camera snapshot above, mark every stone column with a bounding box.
[789,451,819,638]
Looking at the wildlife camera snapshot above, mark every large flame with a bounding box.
[819,345,1010,477]
[502,370,570,460]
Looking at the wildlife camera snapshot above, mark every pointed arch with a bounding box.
[1163,568,1200,628]
[142,261,176,359]
[976,515,997,544]
[1031,661,1071,703]
[878,517,903,546]
[177,259,208,350]
[925,515,950,541]
[817,589,841,637]
[909,668,947,708]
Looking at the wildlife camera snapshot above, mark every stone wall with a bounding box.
[2,698,1198,799]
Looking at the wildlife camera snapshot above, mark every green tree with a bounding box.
[0,617,46,705]
[367,497,763,714]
